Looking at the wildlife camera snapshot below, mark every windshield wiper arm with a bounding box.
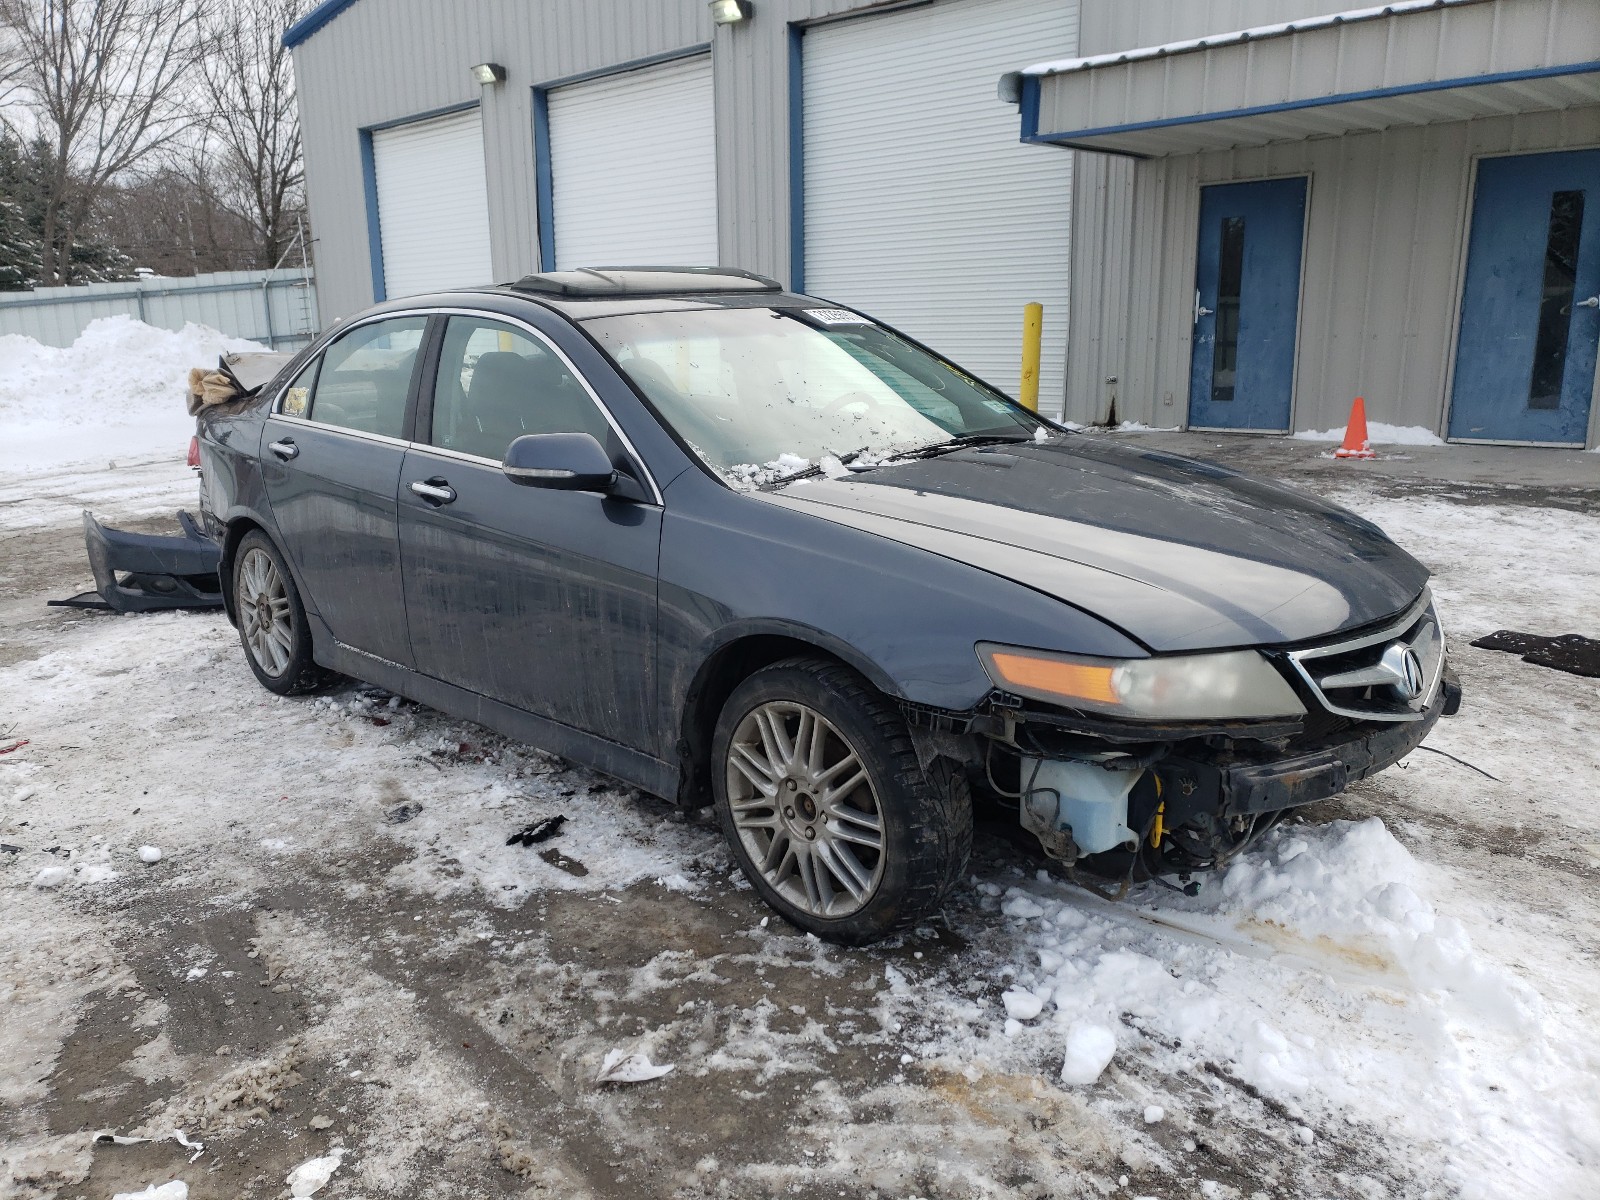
[892,432,1036,461]
[761,447,868,491]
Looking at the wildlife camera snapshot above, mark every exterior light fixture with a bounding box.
[710,0,752,25]
[471,62,507,85]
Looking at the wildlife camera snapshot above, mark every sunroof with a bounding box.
[509,266,782,297]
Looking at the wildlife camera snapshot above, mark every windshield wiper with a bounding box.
[890,432,1037,461]
[761,447,868,491]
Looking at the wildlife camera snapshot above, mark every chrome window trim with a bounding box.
[271,412,414,450]
[1284,588,1446,723]
[268,303,665,506]
[270,310,428,440]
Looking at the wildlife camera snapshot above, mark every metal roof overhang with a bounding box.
[1014,0,1600,158]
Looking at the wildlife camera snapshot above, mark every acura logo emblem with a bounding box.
[1378,642,1426,700]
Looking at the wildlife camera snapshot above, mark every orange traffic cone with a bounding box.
[1334,397,1377,459]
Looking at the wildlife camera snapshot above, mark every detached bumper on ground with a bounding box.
[48,510,223,614]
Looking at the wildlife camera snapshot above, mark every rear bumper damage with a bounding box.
[49,511,223,614]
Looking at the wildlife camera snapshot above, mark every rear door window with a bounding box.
[302,317,428,439]
[428,316,610,461]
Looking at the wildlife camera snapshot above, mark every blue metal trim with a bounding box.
[1019,73,1040,142]
[363,99,479,135]
[1024,59,1600,147]
[787,24,805,293]
[281,0,361,48]
[534,43,712,92]
[358,129,385,302]
[532,87,556,270]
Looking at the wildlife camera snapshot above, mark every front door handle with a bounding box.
[409,478,457,505]
[1194,289,1213,322]
[1577,295,1600,309]
[268,438,298,461]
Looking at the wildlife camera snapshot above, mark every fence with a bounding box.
[0,268,320,350]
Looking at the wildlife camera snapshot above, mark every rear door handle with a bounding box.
[409,478,457,505]
[268,438,298,461]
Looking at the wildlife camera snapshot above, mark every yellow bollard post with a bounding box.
[1019,302,1042,413]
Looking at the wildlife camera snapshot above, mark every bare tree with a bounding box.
[199,0,307,270]
[0,0,207,284]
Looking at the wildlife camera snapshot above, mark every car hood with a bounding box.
[753,438,1429,653]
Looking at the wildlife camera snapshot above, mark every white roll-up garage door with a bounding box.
[803,0,1077,411]
[371,108,494,298]
[546,55,718,269]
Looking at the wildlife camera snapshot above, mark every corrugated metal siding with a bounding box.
[292,0,1075,322]
[1069,106,1600,439]
[291,0,710,319]
[546,55,718,268]
[1078,0,1377,57]
[1036,0,1598,154]
[0,270,320,349]
[800,0,1077,408]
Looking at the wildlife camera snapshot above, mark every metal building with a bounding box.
[286,0,1600,445]
[1021,0,1600,447]
[284,0,1082,405]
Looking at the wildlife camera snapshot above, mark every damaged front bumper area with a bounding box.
[982,667,1460,881]
[905,611,1462,884]
[48,511,223,614]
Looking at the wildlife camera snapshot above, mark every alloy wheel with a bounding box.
[237,547,294,677]
[725,700,886,918]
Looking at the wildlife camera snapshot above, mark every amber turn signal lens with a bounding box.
[987,652,1118,705]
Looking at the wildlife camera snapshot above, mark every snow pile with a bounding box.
[1292,421,1445,446]
[915,817,1600,1197]
[0,315,264,475]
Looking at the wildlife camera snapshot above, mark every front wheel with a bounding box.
[711,657,971,945]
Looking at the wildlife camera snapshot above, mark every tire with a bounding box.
[232,530,325,695]
[711,656,972,945]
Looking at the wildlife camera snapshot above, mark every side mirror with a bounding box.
[502,432,618,493]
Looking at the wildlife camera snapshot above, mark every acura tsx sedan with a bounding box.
[195,266,1459,944]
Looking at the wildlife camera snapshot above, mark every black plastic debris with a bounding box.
[49,510,223,613]
[0,844,21,854]
[384,802,423,826]
[1470,630,1600,679]
[507,814,567,847]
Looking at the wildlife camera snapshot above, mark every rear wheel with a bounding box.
[712,657,971,944]
[233,530,324,695]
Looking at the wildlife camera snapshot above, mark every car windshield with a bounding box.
[584,307,1045,486]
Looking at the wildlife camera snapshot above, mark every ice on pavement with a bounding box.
[286,1151,342,1197]
[111,1183,187,1200]
[1059,1022,1117,1085]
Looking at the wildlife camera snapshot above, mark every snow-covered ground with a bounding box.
[2,323,1598,1198]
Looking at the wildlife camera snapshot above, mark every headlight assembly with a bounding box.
[976,642,1306,722]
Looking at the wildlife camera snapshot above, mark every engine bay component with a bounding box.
[1019,755,1145,859]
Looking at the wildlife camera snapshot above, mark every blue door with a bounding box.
[1189,177,1307,431]
[1448,150,1600,444]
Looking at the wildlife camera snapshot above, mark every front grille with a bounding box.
[1284,590,1444,724]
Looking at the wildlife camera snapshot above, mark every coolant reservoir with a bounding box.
[1019,757,1143,857]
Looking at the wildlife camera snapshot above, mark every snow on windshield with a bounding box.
[587,307,1039,486]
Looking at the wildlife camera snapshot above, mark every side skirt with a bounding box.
[310,618,679,800]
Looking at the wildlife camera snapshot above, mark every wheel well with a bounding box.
[218,517,267,624]
[676,635,855,809]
